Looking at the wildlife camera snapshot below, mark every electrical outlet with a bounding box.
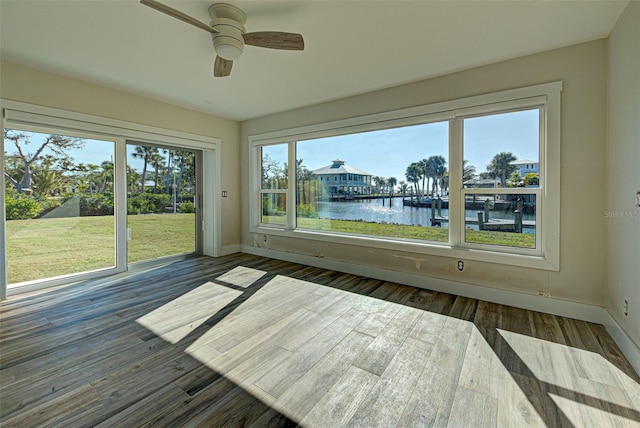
[263,234,268,242]
[624,299,629,316]
[457,261,464,271]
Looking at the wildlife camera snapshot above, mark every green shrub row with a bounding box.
[5,194,41,220]
[5,192,195,219]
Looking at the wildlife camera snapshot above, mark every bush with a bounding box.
[79,194,114,216]
[177,201,195,213]
[128,193,171,214]
[296,203,319,218]
[5,194,41,220]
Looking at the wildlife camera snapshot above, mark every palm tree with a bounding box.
[463,160,477,183]
[387,176,397,205]
[419,158,429,196]
[405,163,421,203]
[149,152,166,194]
[132,146,158,194]
[487,152,517,187]
[398,181,409,198]
[373,176,386,196]
[32,155,65,196]
[97,160,114,194]
[426,155,446,196]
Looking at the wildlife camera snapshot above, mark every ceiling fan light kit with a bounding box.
[140,0,304,77]
[209,4,246,61]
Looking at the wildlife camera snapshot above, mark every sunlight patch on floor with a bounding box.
[136,281,242,344]
[216,266,267,288]
[499,329,640,424]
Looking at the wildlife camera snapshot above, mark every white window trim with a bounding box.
[1,100,223,298]
[249,82,561,271]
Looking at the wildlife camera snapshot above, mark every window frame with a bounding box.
[249,82,561,270]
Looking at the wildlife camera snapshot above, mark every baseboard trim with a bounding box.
[603,310,640,376]
[240,246,603,323]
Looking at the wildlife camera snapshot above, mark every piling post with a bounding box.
[431,199,436,223]
[514,210,523,233]
[484,198,490,222]
[437,197,442,217]
[477,212,484,230]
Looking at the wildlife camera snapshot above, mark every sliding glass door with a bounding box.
[126,143,200,264]
[4,128,116,285]
[1,101,220,298]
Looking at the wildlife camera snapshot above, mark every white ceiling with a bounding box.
[0,0,628,121]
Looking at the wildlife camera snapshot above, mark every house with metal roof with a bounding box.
[312,159,373,197]
[510,159,539,177]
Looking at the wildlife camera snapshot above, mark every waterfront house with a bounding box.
[312,159,373,197]
[511,159,540,177]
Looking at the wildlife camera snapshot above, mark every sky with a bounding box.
[4,108,539,183]
[268,108,539,182]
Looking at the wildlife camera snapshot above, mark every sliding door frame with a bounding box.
[1,100,222,298]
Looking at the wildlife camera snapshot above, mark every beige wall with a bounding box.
[606,1,640,346]
[0,61,241,251]
[241,40,608,306]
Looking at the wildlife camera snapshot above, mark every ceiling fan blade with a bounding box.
[243,32,304,50]
[140,0,218,34]
[214,56,233,77]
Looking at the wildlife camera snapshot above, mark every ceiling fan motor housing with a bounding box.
[209,3,247,61]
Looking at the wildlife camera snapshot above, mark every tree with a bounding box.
[463,160,477,182]
[99,160,114,194]
[419,158,429,196]
[373,176,386,196]
[439,171,449,196]
[31,155,66,196]
[3,130,84,193]
[508,171,524,188]
[172,150,194,198]
[524,172,539,186]
[387,176,397,205]
[132,146,158,194]
[296,159,316,205]
[405,163,421,203]
[150,152,166,194]
[398,180,408,197]
[487,151,517,187]
[426,155,446,196]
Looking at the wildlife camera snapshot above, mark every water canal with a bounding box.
[314,197,535,233]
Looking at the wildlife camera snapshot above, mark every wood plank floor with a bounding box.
[1,254,639,427]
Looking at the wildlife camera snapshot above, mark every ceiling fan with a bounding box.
[140,0,305,77]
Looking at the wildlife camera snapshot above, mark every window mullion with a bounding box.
[287,141,296,230]
[449,119,463,247]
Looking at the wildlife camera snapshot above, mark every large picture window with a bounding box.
[250,83,561,270]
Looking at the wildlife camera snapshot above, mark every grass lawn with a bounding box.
[278,216,535,248]
[6,214,195,284]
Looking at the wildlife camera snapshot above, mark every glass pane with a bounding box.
[463,109,540,189]
[295,122,449,243]
[261,193,287,226]
[4,129,115,285]
[261,144,288,190]
[126,145,196,263]
[464,193,536,248]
